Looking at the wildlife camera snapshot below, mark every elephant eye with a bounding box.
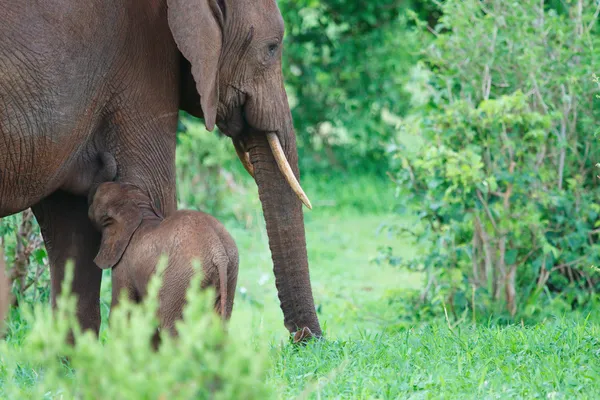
[101,214,112,227]
[267,43,279,57]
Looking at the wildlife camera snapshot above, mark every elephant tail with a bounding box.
[214,246,228,322]
[0,250,9,329]
[219,264,227,321]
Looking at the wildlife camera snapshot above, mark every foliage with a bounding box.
[176,115,259,226]
[0,212,49,308]
[0,262,270,398]
[386,0,600,319]
[279,0,424,173]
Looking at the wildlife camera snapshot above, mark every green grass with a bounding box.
[2,174,600,398]
[223,175,600,398]
[226,210,421,341]
[270,317,600,399]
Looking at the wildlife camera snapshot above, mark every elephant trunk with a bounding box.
[247,131,321,337]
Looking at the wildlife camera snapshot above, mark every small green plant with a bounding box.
[0,261,270,399]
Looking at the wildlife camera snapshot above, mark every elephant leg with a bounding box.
[32,191,103,335]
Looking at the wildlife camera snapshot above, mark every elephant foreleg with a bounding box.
[32,191,103,335]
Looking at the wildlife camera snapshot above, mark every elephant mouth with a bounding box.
[217,102,246,139]
[216,91,312,211]
[232,131,312,210]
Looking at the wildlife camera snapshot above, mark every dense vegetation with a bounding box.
[1,0,600,397]
[385,0,600,320]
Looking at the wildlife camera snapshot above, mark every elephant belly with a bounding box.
[0,56,105,216]
[0,119,93,217]
[0,1,120,216]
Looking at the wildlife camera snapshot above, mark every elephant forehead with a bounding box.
[95,183,143,205]
[111,182,141,196]
[239,0,284,33]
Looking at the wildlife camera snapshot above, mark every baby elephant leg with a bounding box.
[155,254,236,342]
[111,266,137,307]
[156,266,193,339]
[110,265,166,349]
[109,265,138,327]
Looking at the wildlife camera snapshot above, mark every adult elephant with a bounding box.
[0,0,321,338]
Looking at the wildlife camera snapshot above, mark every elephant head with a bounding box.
[88,183,147,270]
[168,0,321,337]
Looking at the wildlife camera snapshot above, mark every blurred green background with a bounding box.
[2,0,600,398]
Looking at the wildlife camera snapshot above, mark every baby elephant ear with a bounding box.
[94,201,143,270]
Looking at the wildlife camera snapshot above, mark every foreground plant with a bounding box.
[0,262,270,399]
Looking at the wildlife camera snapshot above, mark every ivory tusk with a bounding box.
[233,140,255,178]
[266,132,312,210]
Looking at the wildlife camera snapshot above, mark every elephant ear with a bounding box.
[167,0,224,131]
[94,200,143,270]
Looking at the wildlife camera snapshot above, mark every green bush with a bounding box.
[386,0,600,320]
[0,212,49,308]
[280,0,423,173]
[0,262,270,398]
[176,115,259,226]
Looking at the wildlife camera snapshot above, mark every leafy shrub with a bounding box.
[386,0,600,320]
[0,262,271,398]
[0,251,8,329]
[0,212,49,308]
[280,0,423,173]
[176,115,259,227]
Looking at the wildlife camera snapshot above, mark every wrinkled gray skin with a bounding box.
[0,0,321,338]
[89,182,238,336]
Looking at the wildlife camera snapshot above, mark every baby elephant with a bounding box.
[88,182,238,337]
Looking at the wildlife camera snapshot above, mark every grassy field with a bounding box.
[226,179,600,399]
[226,206,421,341]
[270,316,600,398]
[2,175,600,398]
